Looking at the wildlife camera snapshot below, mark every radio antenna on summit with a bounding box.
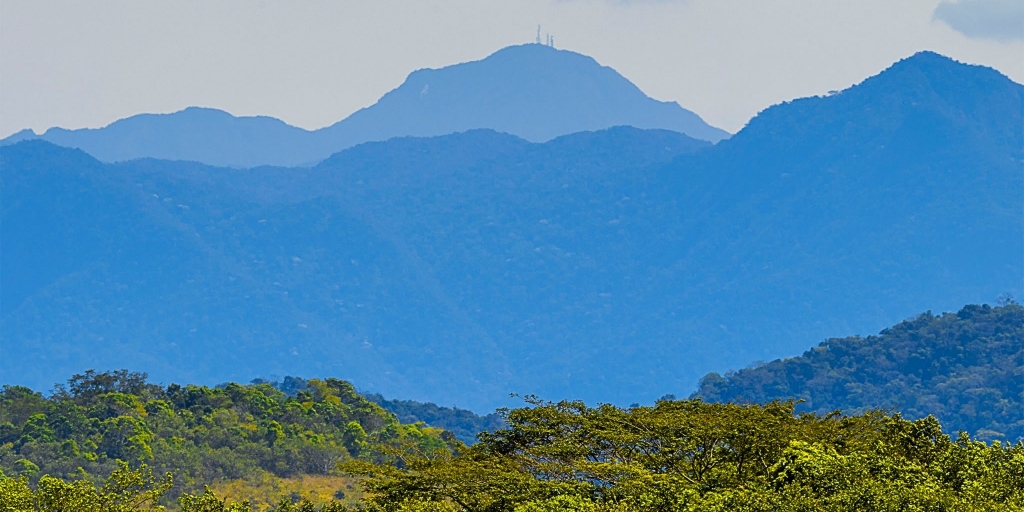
[536,25,541,44]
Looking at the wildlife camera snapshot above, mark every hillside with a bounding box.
[0,44,727,168]
[0,128,713,408]
[1,51,1021,411]
[0,371,447,508]
[6,394,1020,510]
[254,377,504,445]
[694,302,1024,442]
[362,394,504,445]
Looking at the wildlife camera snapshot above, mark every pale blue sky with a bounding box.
[1,0,1021,138]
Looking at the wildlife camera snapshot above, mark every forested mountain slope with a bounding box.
[0,44,727,168]
[0,128,712,408]
[1,52,1021,411]
[362,394,504,445]
[0,371,446,508]
[254,377,504,445]
[694,303,1024,441]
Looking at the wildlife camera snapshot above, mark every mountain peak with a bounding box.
[0,128,38,144]
[328,44,729,146]
[893,50,995,73]
[858,50,1020,98]
[467,43,600,66]
[413,43,603,73]
[902,50,956,64]
[730,50,1022,150]
[1,44,727,167]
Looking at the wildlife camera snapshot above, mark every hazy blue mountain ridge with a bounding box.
[323,45,729,144]
[633,51,1023,349]
[0,128,710,408]
[1,44,727,168]
[1,52,1020,411]
[35,108,319,169]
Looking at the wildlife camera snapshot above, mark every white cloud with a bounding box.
[933,0,1024,42]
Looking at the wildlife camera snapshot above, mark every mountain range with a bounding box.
[1,50,1021,411]
[0,44,728,168]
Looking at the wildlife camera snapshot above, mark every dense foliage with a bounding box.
[693,303,1024,442]
[252,377,504,445]
[345,398,1024,511]
[4,397,1020,511]
[0,371,445,506]
[362,394,504,445]
[0,461,349,511]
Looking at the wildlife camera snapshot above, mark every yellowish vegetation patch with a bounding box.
[209,471,365,510]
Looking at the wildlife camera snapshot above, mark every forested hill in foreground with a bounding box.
[0,371,450,508]
[362,394,504,446]
[5,397,1022,510]
[1,305,1022,508]
[251,376,504,445]
[694,302,1024,442]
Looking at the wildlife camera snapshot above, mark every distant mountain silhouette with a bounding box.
[3,108,318,169]
[1,45,728,168]
[1,52,1020,411]
[319,44,729,146]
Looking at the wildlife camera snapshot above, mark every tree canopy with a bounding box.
[0,371,445,507]
[2,387,1021,510]
[693,303,1024,442]
[346,397,1023,511]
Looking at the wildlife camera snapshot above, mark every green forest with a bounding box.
[694,303,1024,442]
[2,397,1022,510]
[248,377,503,446]
[2,303,1023,509]
[0,371,446,508]
[361,394,504,446]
